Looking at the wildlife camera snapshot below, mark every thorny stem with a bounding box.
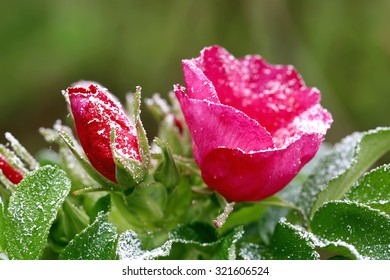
[213,199,236,228]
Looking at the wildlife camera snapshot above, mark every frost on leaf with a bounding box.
[5,165,71,260]
[60,212,117,260]
[270,219,320,260]
[311,201,390,260]
[345,164,390,214]
[298,127,390,218]
[117,229,172,260]
[238,242,267,260]
[298,132,361,216]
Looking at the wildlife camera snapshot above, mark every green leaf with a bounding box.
[211,226,244,260]
[5,165,71,260]
[344,164,390,214]
[238,242,268,260]
[166,222,244,260]
[170,222,218,244]
[109,192,145,233]
[126,183,168,226]
[89,194,111,223]
[311,201,390,260]
[0,197,4,251]
[117,222,244,260]
[298,127,390,219]
[164,177,192,222]
[117,229,172,260]
[61,199,90,240]
[269,219,319,260]
[60,212,117,260]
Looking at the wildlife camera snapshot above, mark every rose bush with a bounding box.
[175,46,333,202]
[66,83,141,183]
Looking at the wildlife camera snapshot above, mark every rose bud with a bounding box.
[0,153,23,184]
[175,46,332,202]
[66,84,141,183]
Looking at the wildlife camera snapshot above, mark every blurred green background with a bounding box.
[1,0,389,155]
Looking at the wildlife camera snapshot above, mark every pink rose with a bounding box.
[175,46,332,202]
[67,84,141,183]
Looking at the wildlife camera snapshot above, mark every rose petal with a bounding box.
[175,85,274,165]
[200,132,324,202]
[182,59,219,103]
[195,46,321,134]
[68,84,140,182]
[273,104,333,148]
[0,154,23,184]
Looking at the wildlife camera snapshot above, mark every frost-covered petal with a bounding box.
[194,46,321,134]
[273,104,332,148]
[174,85,274,165]
[67,84,140,182]
[200,132,325,202]
[182,60,219,103]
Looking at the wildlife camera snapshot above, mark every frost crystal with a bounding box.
[117,230,172,260]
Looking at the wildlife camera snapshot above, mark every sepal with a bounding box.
[153,137,179,189]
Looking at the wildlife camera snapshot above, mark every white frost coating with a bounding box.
[117,230,173,260]
[298,131,364,213]
[0,253,9,260]
[5,165,71,259]
[287,222,361,260]
[239,243,265,260]
[117,230,172,260]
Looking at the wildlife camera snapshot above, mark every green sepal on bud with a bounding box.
[153,138,179,189]
[111,128,145,188]
[133,86,151,170]
[112,86,151,188]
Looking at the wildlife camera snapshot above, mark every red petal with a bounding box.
[195,46,320,134]
[68,84,140,182]
[175,86,274,165]
[200,132,324,202]
[0,154,23,184]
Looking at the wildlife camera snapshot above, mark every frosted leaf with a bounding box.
[238,243,267,260]
[60,212,117,260]
[344,164,390,214]
[298,127,390,218]
[298,132,361,216]
[311,200,390,260]
[117,229,172,260]
[0,196,4,250]
[4,165,71,260]
[270,219,320,260]
[118,223,244,260]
